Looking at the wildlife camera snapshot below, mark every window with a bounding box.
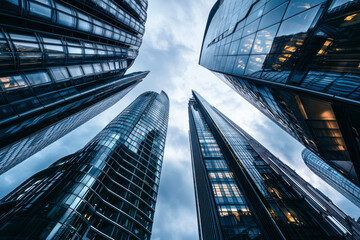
[277,6,320,37]
[252,24,279,54]
[259,3,287,29]
[50,67,69,81]
[82,64,94,75]
[0,75,28,90]
[68,66,83,77]
[284,0,325,19]
[26,71,51,85]
[29,1,51,19]
[44,44,64,53]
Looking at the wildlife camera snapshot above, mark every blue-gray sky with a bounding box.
[0,1,359,239]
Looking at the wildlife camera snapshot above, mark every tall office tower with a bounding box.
[303,148,360,208]
[189,91,360,240]
[0,0,148,174]
[0,91,169,240]
[199,0,360,188]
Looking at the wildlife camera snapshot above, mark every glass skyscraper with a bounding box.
[0,0,148,174]
[189,90,360,240]
[0,91,169,240]
[199,0,360,188]
[303,148,360,208]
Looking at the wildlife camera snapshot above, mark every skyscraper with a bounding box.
[189,90,359,240]
[199,0,360,188]
[0,0,148,173]
[0,91,169,240]
[303,148,360,208]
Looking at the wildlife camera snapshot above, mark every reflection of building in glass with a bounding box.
[0,1,148,174]
[200,0,360,188]
[303,149,360,208]
[189,91,359,240]
[0,91,169,240]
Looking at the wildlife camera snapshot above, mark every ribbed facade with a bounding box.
[199,0,360,188]
[303,149,360,208]
[189,91,357,240]
[0,91,169,240]
[0,0,148,174]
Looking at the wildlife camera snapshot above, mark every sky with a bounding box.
[0,0,359,239]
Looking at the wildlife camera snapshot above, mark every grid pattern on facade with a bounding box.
[0,0,149,174]
[303,149,360,208]
[190,101,262,240]
[192,91,343,239]
[199,0,360,187]
[0,91,169,240]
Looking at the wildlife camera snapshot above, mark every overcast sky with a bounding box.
[0,1,359,239]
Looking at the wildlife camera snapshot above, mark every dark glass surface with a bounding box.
[200,0,360,188]
[0,91,169,240]
[190,91,353,239]
[0,0,149,174]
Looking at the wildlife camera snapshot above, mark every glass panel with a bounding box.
[242,19,260,37]
[26,71,51,85]
[277,6,320,37]
[0,75,28,90]
[42,38,62,45]
[101,63,110,71]
[29,1,51,19]
[68,47,82,54]
[259,3,287,29]
[13,42,40,52]
[9,33,36,42]
[252,24,279,54]
[232,55,249,75]
[82,64,94,75]
[68,66,83,77]
[238,34,255,54]
[284,0,325,19]
[57,12,74,27]
[44,45,64,53]
[93,63,102,73]
[50,67,69,81]
[245,55,266,75]
[78,20,91,32]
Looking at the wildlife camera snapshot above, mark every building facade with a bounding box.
[189,91,359,240]
[0,0,148,174]
[199,0,360,188]
[0,91,169,240]
[303,148,360,208]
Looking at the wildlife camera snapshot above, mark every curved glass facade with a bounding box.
[303,149,360,208]
[189,91,352,240]
[200,0,360,188]
[0,91,169,240]
[0,0,148,174]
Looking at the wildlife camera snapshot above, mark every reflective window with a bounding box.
[243,19,260,37]
[0,75,28,90]
[232,56,249,75]
[252,24,279,54]
[259,3,287,29]
[93,63,102,73]
[277,6,320,37]
[44,44,64,53]
[82,64,94,75]
[284,0,325,19]
[13,42,40,52]
[29,1,51,19]
[50,67,70,81]
[245,55,266,75]
[238,34,255,54]
[26,71,51,85]
[68,66,83,77]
